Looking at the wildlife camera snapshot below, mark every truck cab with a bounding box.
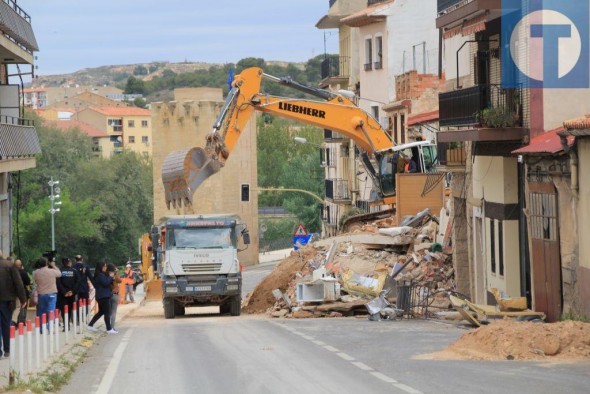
[153,214,249,318]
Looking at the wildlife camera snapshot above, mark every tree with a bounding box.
[124,76,146,95]
[133,97,148,108]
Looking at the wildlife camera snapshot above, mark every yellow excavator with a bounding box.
[139,233,162,300]
[161,67,438,218]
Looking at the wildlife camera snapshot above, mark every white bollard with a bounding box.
[26,321,33,374]
[9,326,16,385]
[65,305,70,343]
[42,314,48,362]
[18,323,24,376]
[48,310,54,356]
[54,309,60,351]
[35,317,41,371]
[73,301,78,337]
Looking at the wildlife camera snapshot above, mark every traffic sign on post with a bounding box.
[294,223,308,236]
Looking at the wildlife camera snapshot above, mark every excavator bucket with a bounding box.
[161,147,223,209]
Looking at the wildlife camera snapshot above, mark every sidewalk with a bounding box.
[0,287,146,389]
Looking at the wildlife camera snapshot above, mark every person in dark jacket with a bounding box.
[13,259,31,325]
[57,257,79,330]
[0,251,26,357]
[87,262,117,334]
[72,255,91,318]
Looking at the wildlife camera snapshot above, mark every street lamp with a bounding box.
[48,178,61,252]
[293,137,323,148]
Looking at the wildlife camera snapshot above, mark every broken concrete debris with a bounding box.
[243,209,457,319]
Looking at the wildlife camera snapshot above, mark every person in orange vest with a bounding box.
[403,155,418,173]
[123,264,135,303]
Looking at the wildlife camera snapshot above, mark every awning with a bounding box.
[512,127,573,155]
[443,15,487,39]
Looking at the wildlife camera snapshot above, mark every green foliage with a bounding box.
[14,114,153,269]
[257,117,324,235]
[124,76,146,95]
[477,107,517,128]
[133,97,148,108]
[133,65,148,76]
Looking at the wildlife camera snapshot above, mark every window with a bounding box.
[128,120,135,128]
[371,105,379,120]
[374,36,383,69]
[128,136,135,143]
[364,38,373,71]
[141,120,148,128]
[142,136,149,144]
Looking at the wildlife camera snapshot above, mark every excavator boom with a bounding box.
[161,67,429,209]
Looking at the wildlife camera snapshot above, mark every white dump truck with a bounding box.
[151,214,250,318]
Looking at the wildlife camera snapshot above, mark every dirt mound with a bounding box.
[243,247,317,314]
[428,320,590,361]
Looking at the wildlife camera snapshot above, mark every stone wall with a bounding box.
[151,88,259,265]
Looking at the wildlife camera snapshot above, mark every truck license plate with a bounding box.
[194,286,211,291]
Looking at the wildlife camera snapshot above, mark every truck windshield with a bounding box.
[167,228,233,249]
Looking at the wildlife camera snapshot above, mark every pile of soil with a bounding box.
[242,247,317,314]
[427,319,590,361]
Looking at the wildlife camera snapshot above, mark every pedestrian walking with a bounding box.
[72,255,91,318]
[123,263,135,303]
[87,262,117,334]
[12,259,31,325]
[57,257,79,330]
[33,257,62,330]
[107,263,122,331]
[0,250,26,357]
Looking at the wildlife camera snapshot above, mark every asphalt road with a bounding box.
[60,260,590,394]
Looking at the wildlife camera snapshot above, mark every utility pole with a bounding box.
[48,178,61,251]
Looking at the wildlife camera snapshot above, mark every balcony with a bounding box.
[374,61,383,70]
[364,63,373,71]
[324,129,346,141]
[320,56,350,80]
[436,0,501,28]
[325,179,350,202]
[0,0,39,57]
[438,84,527,143]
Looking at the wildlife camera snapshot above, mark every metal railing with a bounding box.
[439,84,523,128]
[325,179,350,201]
[3,0,31,22]
[437,0,468,14]
[321,56,350,80]
[0,115,34,126]
[374,61,383,70]
[364,63,373,71]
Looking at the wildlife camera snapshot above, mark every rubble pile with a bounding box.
[423,319,590,361]
[243,209,457,319]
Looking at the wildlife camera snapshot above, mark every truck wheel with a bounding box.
[230,295,241,316]
[174,302,185,316]
[163,298,175,319]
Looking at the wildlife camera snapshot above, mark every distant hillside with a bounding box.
[31,60,303,89]
[31,61,221,88]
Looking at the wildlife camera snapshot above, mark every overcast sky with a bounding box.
[17,0,338,76]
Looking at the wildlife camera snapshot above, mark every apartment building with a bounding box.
[76,106,152,157]
[436,0,590,320]
[51,119,111,159]
[316,0,439,234]
[0,1,41,253]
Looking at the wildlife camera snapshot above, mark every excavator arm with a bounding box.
[162,67,395,209]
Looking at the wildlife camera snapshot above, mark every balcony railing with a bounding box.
[324,129,345,141]
[437,0,467,14]
[439,84,523,128]
[374,61,383,70]
[320,56,350,80]
[0,115,34,126]
[0,0,38,53]
[364,63,373,71]
[325,179,350,202]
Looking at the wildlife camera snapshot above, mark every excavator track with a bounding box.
[341,208,395,233]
